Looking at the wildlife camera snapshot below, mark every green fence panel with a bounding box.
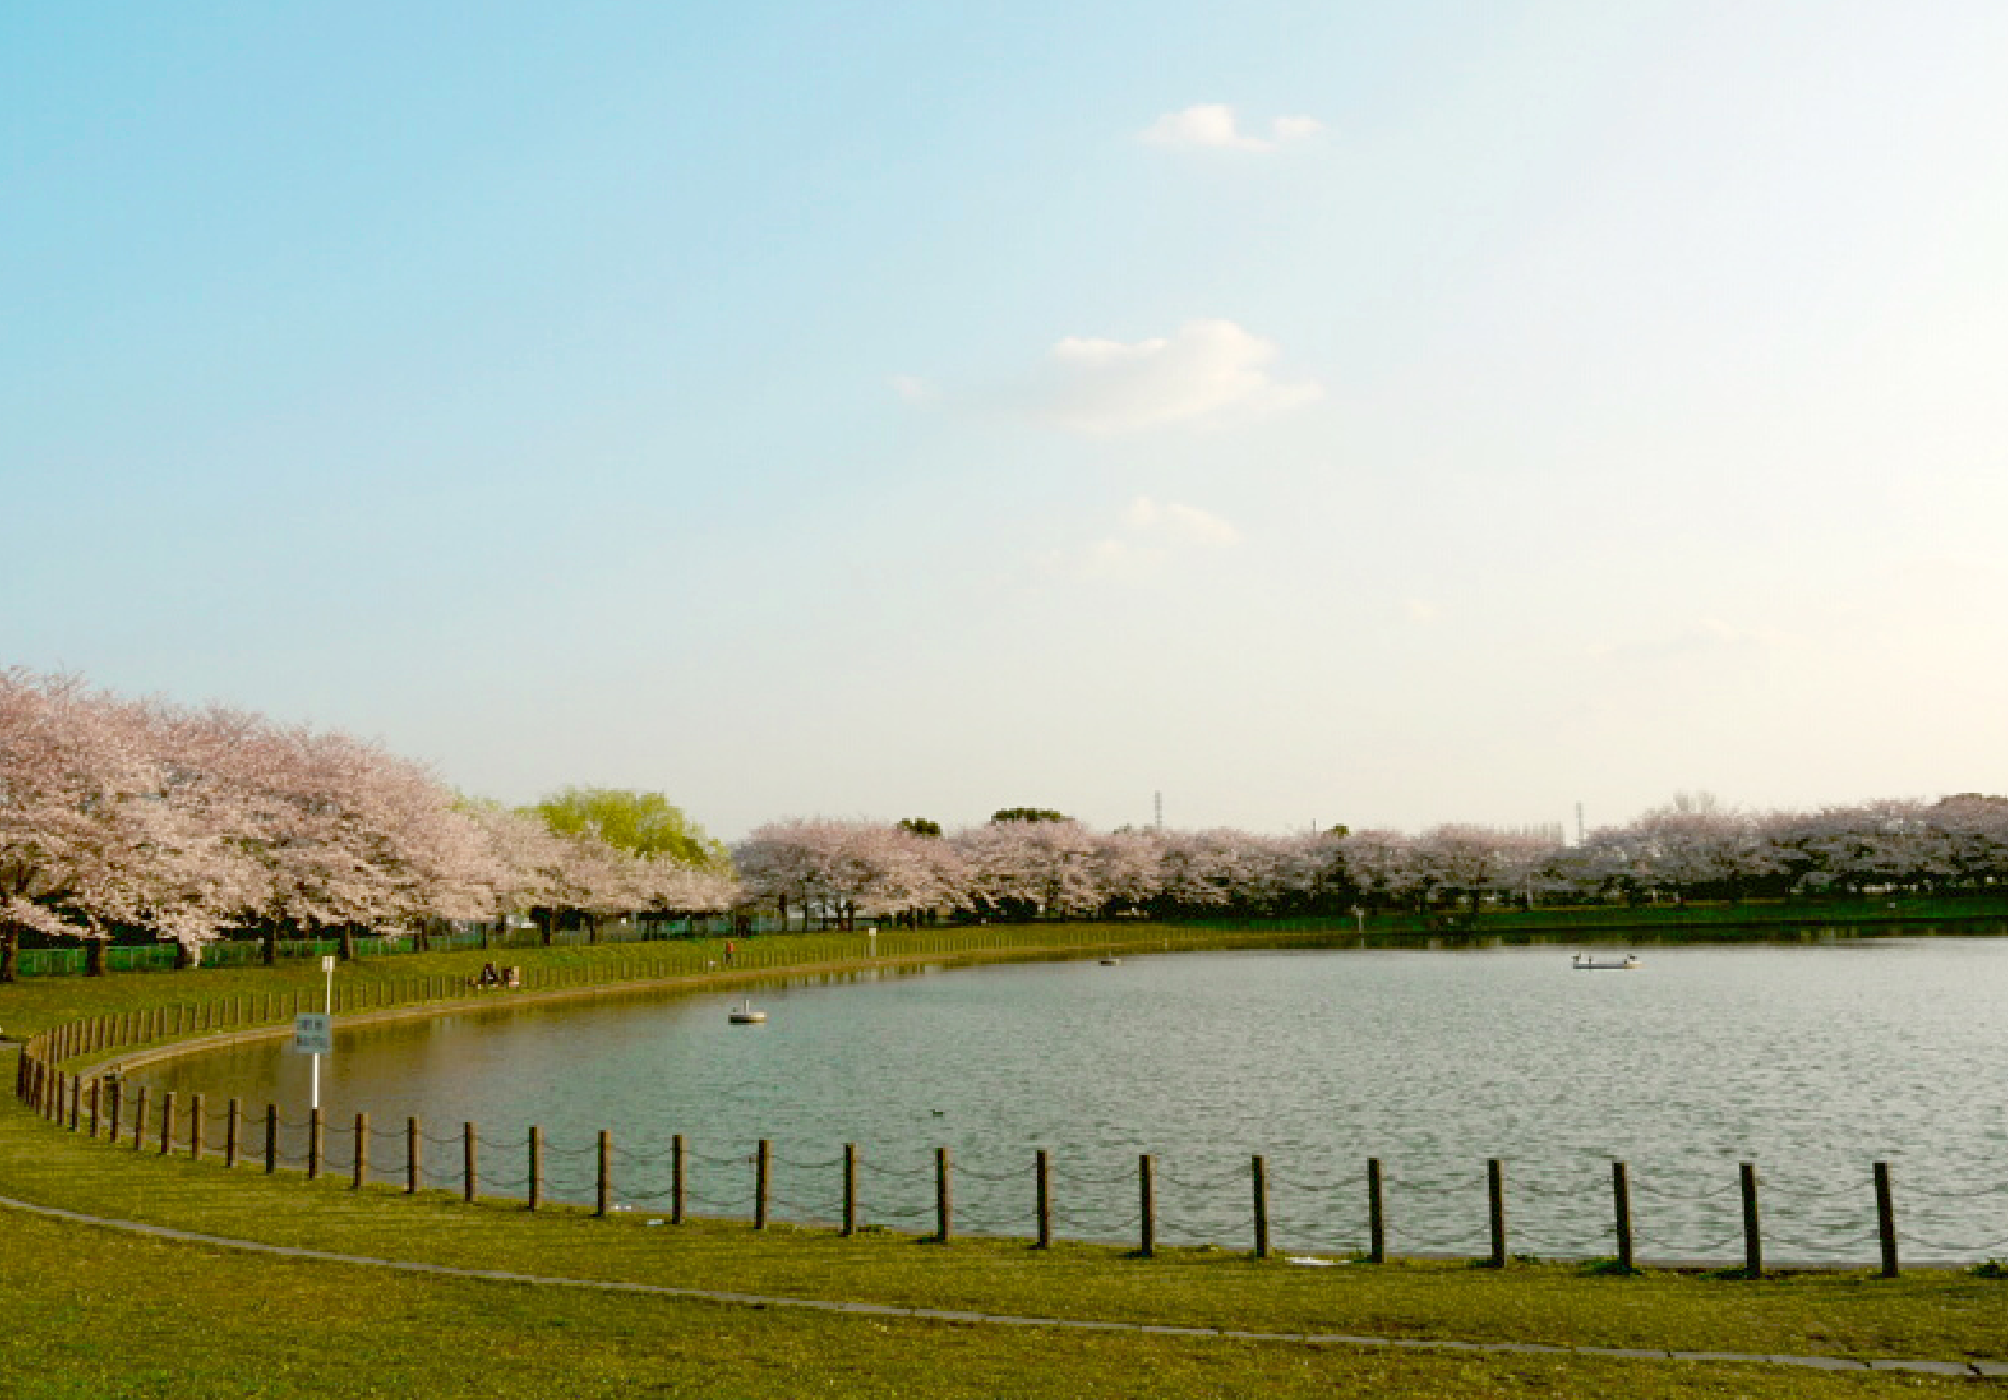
[16,948,85,978]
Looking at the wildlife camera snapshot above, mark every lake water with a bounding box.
[132,938,2008,1264]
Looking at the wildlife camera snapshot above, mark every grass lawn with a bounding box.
[17,1208,1992,1400]
[4,939,2005,1397]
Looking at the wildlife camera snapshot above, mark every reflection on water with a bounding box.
[132,938,2008,1263]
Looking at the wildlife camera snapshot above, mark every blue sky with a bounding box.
[6,1,2007,840]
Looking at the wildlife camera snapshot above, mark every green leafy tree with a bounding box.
[529,788,729,870]
[990,807,1071,824]
[896,817,942,838]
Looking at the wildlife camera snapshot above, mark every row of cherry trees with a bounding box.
[11,669,2007,971]
[0,670,736,977]
[732,794,2008,927]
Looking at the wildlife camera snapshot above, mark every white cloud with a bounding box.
[1404,599,1441,626]
[1033,319,1322,434]
[1140,104,1323,152]
[1125,496,1243,548]
[1076,537,1159,580]
[1065,497,1243,581]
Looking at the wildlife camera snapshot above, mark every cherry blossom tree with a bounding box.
[1760,801,1939,894]
[1922,794,2008,890]
[1337,828,1425,912]
[460,801,565,945]
[1085,828,1165,917]
[1407,825,1564,915]
[0,670,140,977]
[0,672,262,974]
[643,857,741,920]
[735,819,962,929]
[952,818,1104,920]
[204,716,502,959]
[1152,828,1261,914]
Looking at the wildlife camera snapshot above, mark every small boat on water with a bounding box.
[1571,953,1639,971]
[727,999,768,1024]
[1099,957,1121,966]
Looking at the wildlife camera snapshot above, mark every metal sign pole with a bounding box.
[292,955,336,1133]
[311,954,333,1112]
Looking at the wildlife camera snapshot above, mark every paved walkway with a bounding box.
[3,1193,2001,1380]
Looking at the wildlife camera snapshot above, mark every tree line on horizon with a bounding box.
[734,791,2008,930]
[6,668,2007,976]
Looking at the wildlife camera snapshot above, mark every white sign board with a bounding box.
[293,1013,333,1055]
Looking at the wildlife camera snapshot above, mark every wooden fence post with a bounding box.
[108,1081,124,1145]
[1875,1161,1899,1279]
[527,1126,542,1211]
[596,1130,613,1217]
[1367,1157,1386,1264]
[87,1078,101,1138]
[1740,1162,1762,1277]
[352,1112,369,1190]
[1611,1160,1634,1272]
[225,1098,241,1169]
[264,1104,279,1174]
[406,1116,421,1194]
[842,1143,858,1236]
[1036,1149,1052,1250]
[307,1107,323,1179]
[159,1091,177,1156]
[671,1134,685,1224]
[935,1146,953,1242]
[755,1139,771,1229]
[1249,1154,1273,1260]
[1487,1158,1508,1268]
[462,1122,478,1203]
[1138,1153,1156,1259]
[189,1093,205,1160]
